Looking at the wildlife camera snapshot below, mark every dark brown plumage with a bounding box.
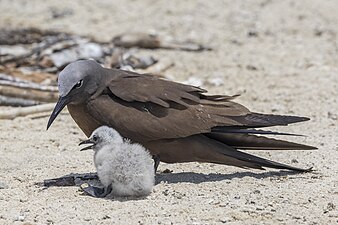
[47,60,316,172]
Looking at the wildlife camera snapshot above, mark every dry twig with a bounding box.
[0,85,58,103]
[0,95,39,107]
[113,32,212,51]
[0,103,55,119]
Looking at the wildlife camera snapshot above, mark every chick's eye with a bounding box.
[93,135,98,142]
[74,79,83,89]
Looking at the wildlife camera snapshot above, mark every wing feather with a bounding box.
[87,70,310,142]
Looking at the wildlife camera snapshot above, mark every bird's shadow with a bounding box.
[155,170,306,184]
[41,169,304,188]
[40,170,307,201]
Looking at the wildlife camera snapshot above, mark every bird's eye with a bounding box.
[93,135,98,142]
[74,79,83,89]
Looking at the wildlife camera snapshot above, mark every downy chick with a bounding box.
[79,126,155,198]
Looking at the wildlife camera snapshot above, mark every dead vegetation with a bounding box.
[0,28,210,116]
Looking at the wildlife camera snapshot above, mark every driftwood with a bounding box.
[0,66,56,84]
[113,32,212,51]
[0,28,211,107]
[0,71,58,104]
[0,95,39,107]
[0,28,64,45]
[0,73,29,83]
[0,84,58,103]
[137,58,174,75]
[120,53,157,69]
[0,79,57,92]
[113,33,161,49]
[0,28,103,69]
[0,103,55,119]
[0,35,73,65]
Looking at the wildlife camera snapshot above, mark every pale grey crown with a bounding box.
[57,59,102,97]
[91,126,124,147]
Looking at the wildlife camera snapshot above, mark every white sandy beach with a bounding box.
[0,0,337,224]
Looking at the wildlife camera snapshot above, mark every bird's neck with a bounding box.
[67,103,101,137]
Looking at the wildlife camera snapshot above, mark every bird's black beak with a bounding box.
[79,139,94,151]
[47,96,69,130]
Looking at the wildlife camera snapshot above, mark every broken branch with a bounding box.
[0,79,58,92]
[0,84,58,103]
[0,103,55,119]
[113,32,212,51]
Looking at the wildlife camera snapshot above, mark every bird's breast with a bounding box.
[67,103,101,137]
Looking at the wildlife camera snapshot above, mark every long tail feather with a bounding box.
[205,137,313,172]
[205,133,317,150]
[211,128,303,136]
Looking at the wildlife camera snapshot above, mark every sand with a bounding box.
[0,0,337,224]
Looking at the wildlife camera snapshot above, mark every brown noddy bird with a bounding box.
[47,60,316,172]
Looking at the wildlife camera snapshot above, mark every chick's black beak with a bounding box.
[79,139,94,151]
[47,96,69,130]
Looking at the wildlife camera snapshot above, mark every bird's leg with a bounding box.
[99,184,113,197]
[81,184,113,198]
[152,155,160,173]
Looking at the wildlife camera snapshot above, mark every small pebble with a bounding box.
[0,181,8,189]
[208,199,214,204]
[161,169,173,173]
[324,202,336,213]
[291,159,299,163]
[252,190,261,194]
[219,216,232,223]
[246,65,258,70]
[173,191,185,199]
[247,31,258,37]
[14,215,25,222]
[219,203,228,207]
[256,206,264,211]
[327,112,337,120]
[162,189,169,196]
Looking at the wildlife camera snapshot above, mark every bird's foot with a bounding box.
[152,155,160,173]
[81,183,112,198]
